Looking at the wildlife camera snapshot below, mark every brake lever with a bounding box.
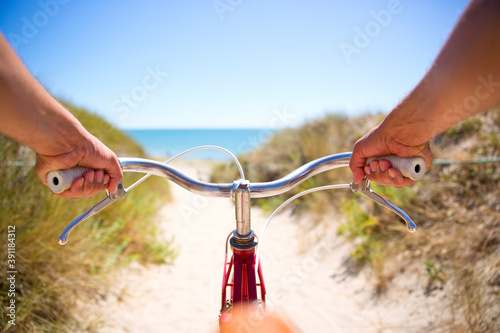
[58,179,127,245]
[350,178,417,233]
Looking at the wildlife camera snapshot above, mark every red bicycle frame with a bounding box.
[219,231,266,325]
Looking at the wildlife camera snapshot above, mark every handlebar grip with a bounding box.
[366,155,426,181]
[47,167,91,193]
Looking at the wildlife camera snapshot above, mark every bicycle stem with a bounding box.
[234,180,251,237]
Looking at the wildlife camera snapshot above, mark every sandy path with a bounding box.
[94,160,449,333]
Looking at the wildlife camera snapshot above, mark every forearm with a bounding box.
[350,0,500,186]
[380,0,500,146]
[0,33,122,196]
[0,33,89,156]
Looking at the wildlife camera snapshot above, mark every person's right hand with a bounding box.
[349,123,433,188]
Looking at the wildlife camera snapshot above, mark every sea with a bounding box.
[125,128,274,161]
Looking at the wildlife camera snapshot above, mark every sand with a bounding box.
[90,159,451,333]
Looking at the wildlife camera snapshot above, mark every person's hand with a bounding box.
[35,134,123,199]
[219,304,295,333]
[350,123,433,188]
[348,0,500,188]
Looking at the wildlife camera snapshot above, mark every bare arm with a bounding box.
[0,32,122,197]
[350,0,500,187]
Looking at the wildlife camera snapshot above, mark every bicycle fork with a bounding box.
[219,181,267,324]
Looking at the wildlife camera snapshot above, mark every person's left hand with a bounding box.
[35,135,122,199]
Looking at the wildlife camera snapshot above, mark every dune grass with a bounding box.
[211,108,500,332]
[211,113,382,214]
[0,104,174,332]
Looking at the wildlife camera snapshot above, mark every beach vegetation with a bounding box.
[0,103,174,332]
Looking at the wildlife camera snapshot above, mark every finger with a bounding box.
[82,170,109,197]
[349,153,368,184]
[95,169,104,183]
[369,161,389,185]
[368,159,419,188]
[378,160,394,186]
[378,159,391,173]
[55,170,108,198]
[366,160,382,183]
[56,177,84,199]
[89,170,106,195]
[352,168,366,184]
[103,174,110,187]
[367,160,397,187]
[104,159,123,194]
[364,164,371,177]
[81,170,96,196]
[387,168,405,187]
[369,160,379,176]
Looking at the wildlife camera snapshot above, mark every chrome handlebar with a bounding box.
[58,152,418,245]
[119,152,352,199]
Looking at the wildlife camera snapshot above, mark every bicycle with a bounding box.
[48,147,425,330]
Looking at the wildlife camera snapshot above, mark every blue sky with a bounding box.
[0,0,470,129]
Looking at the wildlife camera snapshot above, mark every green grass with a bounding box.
[444,117,482,141]
[424,260,446,285]
[337,197,383,265]
[0,104,174,332]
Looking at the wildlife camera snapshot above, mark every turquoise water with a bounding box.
[125,128,274,161]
